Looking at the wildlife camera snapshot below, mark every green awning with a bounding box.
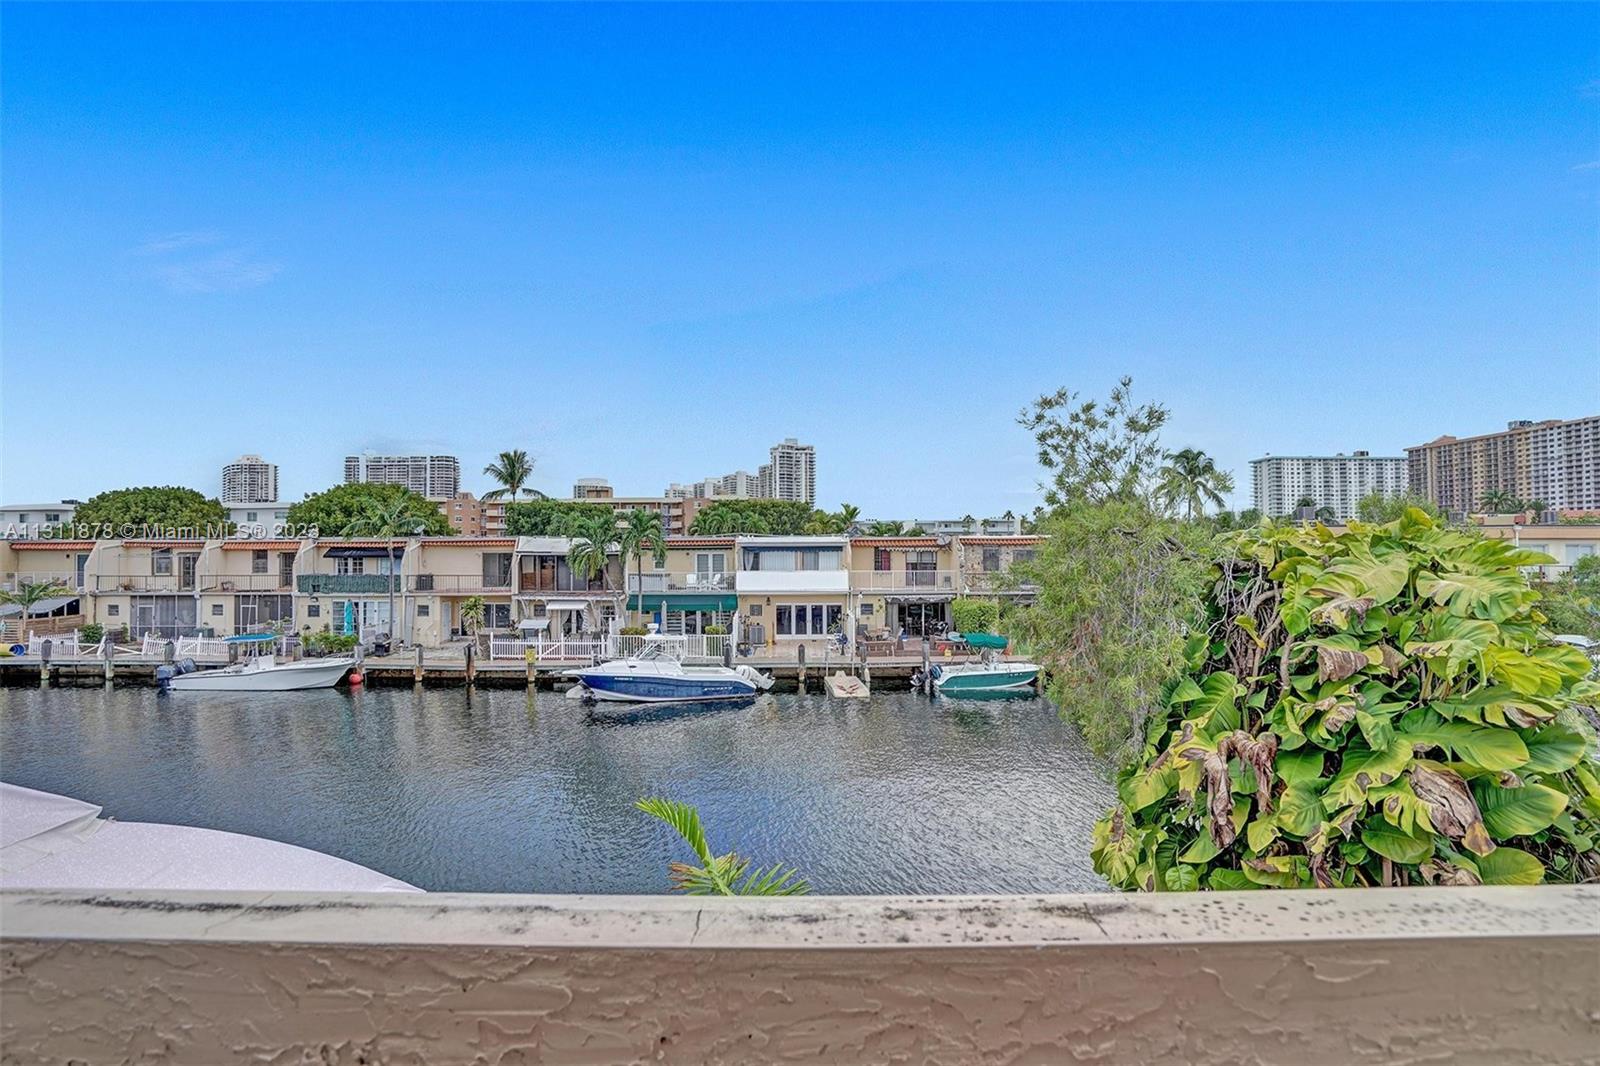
[637,594,737,612]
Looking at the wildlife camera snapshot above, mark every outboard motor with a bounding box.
[155,658,198,690]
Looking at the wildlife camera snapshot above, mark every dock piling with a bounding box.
[920,638,931,696]
[39,639,51,688]
[796,643,806,694]
[464,641,477,686]
[525,647,538,689]
[103,638,115,686]
[414,645,424,687]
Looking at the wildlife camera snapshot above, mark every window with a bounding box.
[416,604,430,617]
[775,605,793,635]
[482,553,513,588]
[307,604,321,618]
[246,511,259,523]
[336,557,365,575]
[982,548,1001,572]
[860,602,874,616]
[152,548,173,575]
[748,603,762,617]
[107,605,120,617]
[1013,549,1036,564]
[211,604,224,616]
[45,513,60,523]
[252,550,269,574]
[874,548,892,572]
[279,553,295,587]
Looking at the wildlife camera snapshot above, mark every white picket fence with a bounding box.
[24,631,105,660]
[605,633,729,663]
[487,635,607,662]
[140,634,231,661]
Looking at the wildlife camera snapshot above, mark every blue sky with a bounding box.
[3,3,1596,516]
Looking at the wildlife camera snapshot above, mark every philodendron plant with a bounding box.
[1094,509,1600,890]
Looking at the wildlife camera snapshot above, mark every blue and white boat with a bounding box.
[567,634,773,704]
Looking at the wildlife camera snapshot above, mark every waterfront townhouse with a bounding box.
[956,535,1043,600]
[734,535,850,647]
[405,537,519,644]
[200,539,300,634]
[91,538,211,638]
[292,538,405,640]
[848,535,960,638]
[626,536,738,635]
[0,538,94,640]
[509,536,625,641]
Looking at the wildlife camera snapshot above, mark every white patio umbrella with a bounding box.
[0,783,420,893]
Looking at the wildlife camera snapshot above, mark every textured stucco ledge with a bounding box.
[4,886,1599,1065]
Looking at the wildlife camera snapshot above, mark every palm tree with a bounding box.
[1480,489,1518,514]
[1156,449,1236,521]
[343,498,431,643]
[867,520,905,536]
[836,503,861,534]
[636,798,808,896]
[1524,499,1549,518]
[562,511,618,595]
[1,579,73,638]
[619,508,667,623]
[961,514,975,533]
[482,450,535,501]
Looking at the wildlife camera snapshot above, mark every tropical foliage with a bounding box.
[1017,376,1169,508]
[74,486,228,533]
[287,483,451,536]
[1156,449,1235,520]
[563,512,618,589]
[0,580,74,623]
[635,798,809,896]
[343,495,439,638]
[1537,556,1600,640]
[689,499,816,535]
[950,597,999,635]
[458,596,486,636]
[619,508,667,619]
[1092,509,1600,891]
[1356,491,1442,524]
[481,449,538,501]
[504,499,614,536]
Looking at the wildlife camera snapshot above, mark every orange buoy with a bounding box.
[348,670,363,686]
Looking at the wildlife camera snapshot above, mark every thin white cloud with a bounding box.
[132,231,279,293]
[1572,160,1600,172]
[135,230,224,255]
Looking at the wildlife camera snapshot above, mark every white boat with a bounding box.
[161,634,355,692]
[926,643,1041,695]
[567,634,772,704]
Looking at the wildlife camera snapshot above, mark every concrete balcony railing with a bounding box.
[94,574,198,593]
[1,886,1594,1064]
[200,574,295,592]
[295,573,401,595]
[408,574,515,594]
[625,571,734,593]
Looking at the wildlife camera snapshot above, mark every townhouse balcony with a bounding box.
[94,575,198,594]
[408,574,516,594]
[199,574,296,593]
[625,571,734,593]
[518,573,615,594]
[295,574,401,595]
[848,569,956,592]
[0,571,85,595]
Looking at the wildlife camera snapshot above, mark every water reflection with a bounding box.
[0,685,1115,895]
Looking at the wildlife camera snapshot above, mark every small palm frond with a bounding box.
[636,798,810,897]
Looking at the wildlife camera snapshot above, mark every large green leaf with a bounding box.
[1163,864,1200,891]
[1321,547,1411,606]
[1415,569,1532,622]
[1325,736,1414,807]
[1519,724,1588,775]
[1474,781,1568,839]
[1276,748,1325,784]
[1360,822,1434,865]
[1206,868,1259,890]
[1473,846,1545,885]
[1400,720,1529,772]
[1275,781,1326,837]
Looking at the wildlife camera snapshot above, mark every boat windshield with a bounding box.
[633,636,686,662]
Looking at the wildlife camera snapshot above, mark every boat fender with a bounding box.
[349,669,363,686]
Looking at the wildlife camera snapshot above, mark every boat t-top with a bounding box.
[160,633,357,692]
[567,632,773,704]
[922,633,1041,695]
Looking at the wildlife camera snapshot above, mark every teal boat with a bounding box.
[929,635,1040,694]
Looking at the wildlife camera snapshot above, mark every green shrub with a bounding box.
[78,623,105,644]
[950,598,999,634]
[704,624,728,635]
[620,625,649,636]
[1094,509,1600,891]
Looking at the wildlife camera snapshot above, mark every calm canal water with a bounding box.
[0,686,1114,895]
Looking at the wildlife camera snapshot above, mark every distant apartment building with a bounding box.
[1251,451,1408,520]
[1407,416,1600,514]
[572,478,613,500]
[220,454,279,504]
[667,439,817,506]
[345,454,461,501]
[439,492,508,537]
[907,515,1025,537]
[0,501,79,538]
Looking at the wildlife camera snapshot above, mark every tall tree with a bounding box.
[1155,448,1236,521]
[342,496,436,640]
[1480,489,1518,514]
[619,508,667,622]
[481,450,536,501]
[288,483,451,537]
[836,503,861,533]
[74,486,227,534]
[1017,376,1168,509]
[866,520,906,536]
[562,512,618,599]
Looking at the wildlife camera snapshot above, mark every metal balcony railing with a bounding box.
[625,572,734,593]
[200,574,296,592]
[409,574,516,594]
[0,571,84,594]
[848,569,957,592]
[296,574,401,595]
